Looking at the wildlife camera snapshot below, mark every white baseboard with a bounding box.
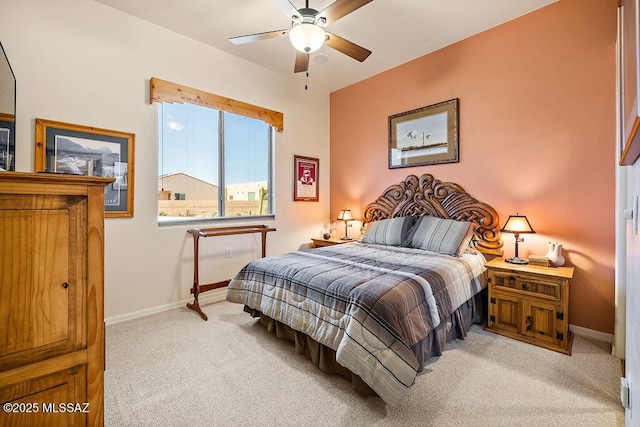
[570,324,613,344]
[106,296,617,346]
[105,287,227,325]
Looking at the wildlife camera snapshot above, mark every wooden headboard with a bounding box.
[362,174,503,255]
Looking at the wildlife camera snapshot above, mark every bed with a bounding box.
[226,174,503,404]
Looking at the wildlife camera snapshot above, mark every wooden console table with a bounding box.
[187,224,276,320]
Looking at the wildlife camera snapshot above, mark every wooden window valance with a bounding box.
[149,77,284,131]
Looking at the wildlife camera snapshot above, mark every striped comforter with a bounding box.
[226,242,487,404]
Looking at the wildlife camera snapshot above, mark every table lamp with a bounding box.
[500,214,535,264]
[337,209,354,240]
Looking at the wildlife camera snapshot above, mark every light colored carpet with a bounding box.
[105,301,624,427]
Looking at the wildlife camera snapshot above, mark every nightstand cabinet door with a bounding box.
[485,259,574,355]
[522,299,557,345]
[490,292,519,334]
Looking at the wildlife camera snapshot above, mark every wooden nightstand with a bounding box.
[485,258,575,355]
[310,236,353,248]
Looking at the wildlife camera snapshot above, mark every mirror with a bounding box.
[0,40,15,171]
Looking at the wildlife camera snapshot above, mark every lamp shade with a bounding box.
[289,23,325,53]
[337,209,353,221]
[501,215,535,234]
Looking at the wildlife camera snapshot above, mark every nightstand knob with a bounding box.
[526,315,533,331]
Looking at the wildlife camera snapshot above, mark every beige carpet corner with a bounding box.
[105,301,624,427]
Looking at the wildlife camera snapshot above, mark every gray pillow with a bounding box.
[407,215,475,256]
[362,217,415,246]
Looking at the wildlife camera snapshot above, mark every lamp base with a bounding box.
[505,257,529,265]
[340,236,353,241]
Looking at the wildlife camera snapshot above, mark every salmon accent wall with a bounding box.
[330,0,618,333]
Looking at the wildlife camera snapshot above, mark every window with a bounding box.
[157,102,273,223]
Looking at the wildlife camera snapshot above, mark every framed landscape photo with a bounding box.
[35,118,135,218]
[0,113,15,171]
[388,98,459,169]
[293,155,319,202]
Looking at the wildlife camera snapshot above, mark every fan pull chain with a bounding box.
[305,72,309,90]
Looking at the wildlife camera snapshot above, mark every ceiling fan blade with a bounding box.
[325,32,371,62]
[272,0,300,19]
[318,0,374,25]
[294,51,310,73]
[229,29,289,45]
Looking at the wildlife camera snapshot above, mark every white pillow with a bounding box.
[361,217,414,246]
[408,215,475,256]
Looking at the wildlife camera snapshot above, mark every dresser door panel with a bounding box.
[0,197,86,371]
[0,365,87,427]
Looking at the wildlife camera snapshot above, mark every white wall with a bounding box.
[0,45,13,115]
[0,0,331,319]
[626,161,640,425]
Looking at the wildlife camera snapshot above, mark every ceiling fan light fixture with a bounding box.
[289,22,325,54]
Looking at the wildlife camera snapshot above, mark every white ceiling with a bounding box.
[94,0,556,92]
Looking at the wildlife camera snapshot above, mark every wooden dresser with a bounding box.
[485,258,575,355]
[0,172,112,426]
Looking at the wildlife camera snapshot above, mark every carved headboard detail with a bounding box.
[362,174,503,255]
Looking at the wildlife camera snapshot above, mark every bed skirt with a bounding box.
[243,289,486,398]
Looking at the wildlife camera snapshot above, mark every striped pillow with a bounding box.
[362,217,415,246]
[408,215,475,256]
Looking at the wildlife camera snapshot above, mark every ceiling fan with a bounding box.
[229,0,373,73]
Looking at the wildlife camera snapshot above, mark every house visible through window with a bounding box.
[157,102,273,223]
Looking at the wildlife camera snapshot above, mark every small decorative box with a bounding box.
[528,255,550,267]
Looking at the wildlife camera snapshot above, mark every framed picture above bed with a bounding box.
[388,98,459,169]
[293,155,319,202]
[34,118,135,218]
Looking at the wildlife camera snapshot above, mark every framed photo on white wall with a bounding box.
[293,155,319,202]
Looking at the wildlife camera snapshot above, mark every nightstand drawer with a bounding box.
[491,271,560,301]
